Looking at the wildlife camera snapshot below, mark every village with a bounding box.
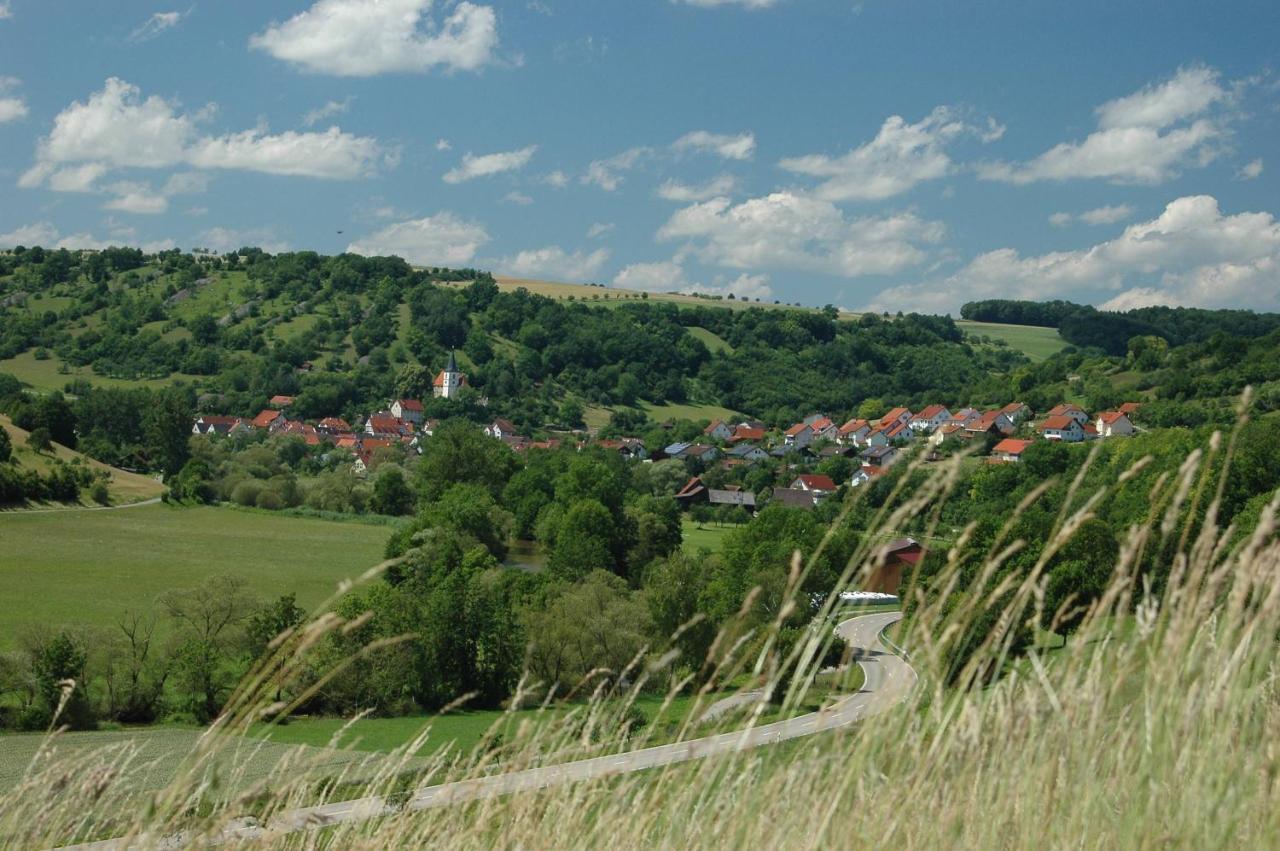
[191,352,1142,516]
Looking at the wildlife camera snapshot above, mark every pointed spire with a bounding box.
[446,349,458,373]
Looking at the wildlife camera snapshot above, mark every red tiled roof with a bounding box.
[1039,415,1079,431]
[792,474,838,491]
[992,438,1033,455]
[1118,402,1142,414]
[880,407,912,425]
[1001,402,1028,415]
[269,395,295,407]
[1048,403,1085,418]
[396,398,424,412]
[1098,411,1128,424]
[810,416,834,431]
[785,423,810,437]
[839,418,869,434]
[318,417,351,432]
[732,425,766,441]
[915,404,948,419]
[703,420,727,434]
[251,409,282,429]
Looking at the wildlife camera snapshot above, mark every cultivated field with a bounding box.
[955,319,1068,361]
[0,504,391,647]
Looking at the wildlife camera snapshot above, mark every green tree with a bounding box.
[160,575,256,723]
[548,500,617,580]
[0,426,11,463]
[27,426,53,454]
[145,388,192,478]
[371,465,416,516]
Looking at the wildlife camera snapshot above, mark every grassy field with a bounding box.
[955,319,1068,362]
[487,277,858,317]
[0,414,165,505]
[0,350,203,393]
[0,504,392,648]
[687,326,734,354]
[682,519,738,554]
[640,400,741,424]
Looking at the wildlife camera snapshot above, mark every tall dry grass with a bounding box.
[3,405,1279,850]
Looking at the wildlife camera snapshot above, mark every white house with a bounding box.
[390,398,424,424]
[1045,403,1090,426]
[703,420,733,441]
[837,418,871,446]
[1095,411,1135,437]
[909,405,951,434]
[1039,415,1085,442]
[879,407,913,429]
[485,418,520,440]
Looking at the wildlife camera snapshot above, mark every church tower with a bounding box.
[433,350,467,399]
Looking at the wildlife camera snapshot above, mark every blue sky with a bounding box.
[1,0,1278,313]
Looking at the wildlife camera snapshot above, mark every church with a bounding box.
[432,351,467,399]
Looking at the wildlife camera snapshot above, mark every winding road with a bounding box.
[66,612,914,850]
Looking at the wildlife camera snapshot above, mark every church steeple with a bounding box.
[446,349,458,373]
[433,350,467,399]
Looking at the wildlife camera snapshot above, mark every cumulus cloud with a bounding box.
[582,147,649,191]
[346,212,489,265]
[656,174,737,202]
[302,97,353,126]
[251,0,499,76]
[19,78,386,200]
[503,191,533,205]
[672,130,755,160]
[1049,204,1136,227]
[868,195,1280,313]
[443,145,536,183]
[780,107,999,202]
[100,172,208,215]
[586,222,614,239]
[613,259,773,300]
[127,9,188,44]
[544,170,569,188]
[0,76,27,123]
[657,190,945,278]
[0,221,174,252]
[497,245,610,281]
[978,66,1231,185]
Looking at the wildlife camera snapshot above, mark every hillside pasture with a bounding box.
[956,320,1068,362]
[0,504,392,648]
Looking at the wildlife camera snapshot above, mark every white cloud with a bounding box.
[656,174,738,202]
[0,75,26,123]
[613,258,773,300]
[100,172,208,215]
[1237,158,1263,181]
[435,138,452,151]
[672,130,755,161]
[0,222,60,247]
[0,221,174,252]
[0,2,12,19]
[302,96,353,126]
[443,145,536,183]
[868,195,1280,313]
[346,212,489,265]
[47,163,108,193]
[544,170,569,188]
[583,147,649,191]
[250,0,499,76]
[657,190,945,277]
[20,78,385,192]
[497,245,609,281]
[979,66,1230,185]
[586,222,614,239]
[188,126,382,178]
[1050,204,1136,227]
[127,10,187,44]
[780,107,996,201]
[503,191,533,205]
[200,226,290,255]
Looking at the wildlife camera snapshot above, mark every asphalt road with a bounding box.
[66,611,914,850]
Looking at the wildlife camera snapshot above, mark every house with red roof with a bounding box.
[790,473,838,494]
[991,438,1034,462]
[269,395,295,409]
[879,407,913,429]
[1096,411,1135,437]
[1000,402,1032,423]
[1046,403,1090,425]
[837,418,872,446]
[731,424,766,443]
[1039,415,1085,442]
[849,465,887,488]
[1118,402,1142,415]
[316,417,352,436]
[965,410,1015,437]
[784,422,816,448]
[251,409,286,431]
[910,405,951,434]
[703,420,733,441]
[390,398,424,424]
